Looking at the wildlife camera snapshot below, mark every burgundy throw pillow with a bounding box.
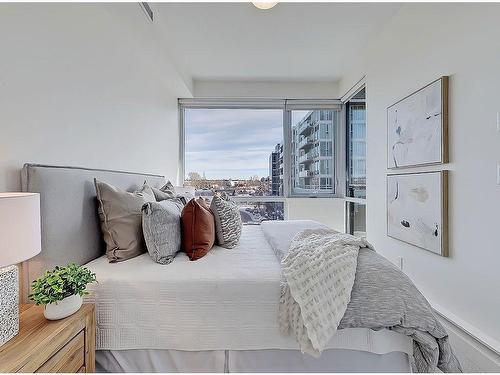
[181,198,215,260]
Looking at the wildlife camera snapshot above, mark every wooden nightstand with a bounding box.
[0,304,95,373]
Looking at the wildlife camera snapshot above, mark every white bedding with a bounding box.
[84,223,412,355]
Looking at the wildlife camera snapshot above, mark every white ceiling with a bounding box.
[155,2,402,83]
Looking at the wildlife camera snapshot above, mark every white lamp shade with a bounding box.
[0,193,41,268]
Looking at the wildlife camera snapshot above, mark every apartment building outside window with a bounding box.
[288,109,338,195]
[269,143,283,196]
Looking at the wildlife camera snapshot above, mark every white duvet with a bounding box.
[84,221,411,355]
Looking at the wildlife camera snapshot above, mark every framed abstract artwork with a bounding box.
[387,76,448,169]
[387,171,448,256]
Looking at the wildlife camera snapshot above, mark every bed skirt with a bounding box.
[96,348,411,373]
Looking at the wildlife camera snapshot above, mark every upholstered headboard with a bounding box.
[20,163,166,302]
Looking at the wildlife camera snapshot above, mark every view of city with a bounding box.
[186,179,284,224]
[184,106,366,224]
[184,108,284,223]
[183,173,284,223]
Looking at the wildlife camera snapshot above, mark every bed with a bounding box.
[20,163,416,372]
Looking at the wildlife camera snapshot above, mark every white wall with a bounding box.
[340,3,500,354]
[194,79,339,99]
[0,3,192,191]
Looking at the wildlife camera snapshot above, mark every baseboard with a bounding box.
[431,303,500,372]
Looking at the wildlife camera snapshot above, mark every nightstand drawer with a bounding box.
[36,331,85,373]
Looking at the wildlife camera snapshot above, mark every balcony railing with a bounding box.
[297,135,316,149]
[311,171,332,178]
[298,170,314,178]
[298,154,308,163]
[294,184,333,191]
[297,120,316,136]
[298,150,320,163]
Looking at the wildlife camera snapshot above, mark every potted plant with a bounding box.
[29,263,97,320]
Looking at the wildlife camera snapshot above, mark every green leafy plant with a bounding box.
[29,263,97,305]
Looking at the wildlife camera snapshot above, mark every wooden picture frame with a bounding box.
[386,170,448,257]
[387,76,449,169]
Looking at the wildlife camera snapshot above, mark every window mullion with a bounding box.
[283,110,292,198]
[178,107,185,186]
[337,105,347,198]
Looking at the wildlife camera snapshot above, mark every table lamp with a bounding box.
[0,193,41,346]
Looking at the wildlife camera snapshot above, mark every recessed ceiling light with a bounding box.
[252,2,278,10]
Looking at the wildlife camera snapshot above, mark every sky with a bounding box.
[185,108,283,180]
[185,108,311,180]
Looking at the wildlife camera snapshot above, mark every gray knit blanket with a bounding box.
[338,247,461,372]
[279,228,373,356]
[268,225,462,373]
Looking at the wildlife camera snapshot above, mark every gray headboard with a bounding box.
[20,163,166,302]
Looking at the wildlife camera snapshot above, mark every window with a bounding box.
[183,108,283,198]
[346,202,366,237]
[179,99,345,225]
[290,109,339,195]
[345,87,366,236]
[346,88,366,199]
[236,200,285,224]
[182,107,285,224]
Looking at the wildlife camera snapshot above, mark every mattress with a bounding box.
[84,225,412,355]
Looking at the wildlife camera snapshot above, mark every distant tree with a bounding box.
[188,172,202,181]
[187,172,206,189]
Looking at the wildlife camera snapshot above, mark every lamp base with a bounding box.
[0,265,19,347]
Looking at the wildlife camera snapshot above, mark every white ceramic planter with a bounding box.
[44,294,83,320]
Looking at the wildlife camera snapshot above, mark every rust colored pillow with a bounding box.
[181,198,215,260]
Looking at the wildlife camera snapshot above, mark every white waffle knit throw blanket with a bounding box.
[278,228,374,357]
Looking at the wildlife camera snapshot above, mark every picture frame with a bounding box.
[386,171,448,256]
[387,76,449,169]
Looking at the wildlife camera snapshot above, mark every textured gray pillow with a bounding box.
[151,181,176,201]
[210,193,242,249]
[142,199,184,264]
[176,191,195,205]
[94,179,156,262]
[152,181,195,206]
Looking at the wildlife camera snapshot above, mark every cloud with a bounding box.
[185,109,283,179]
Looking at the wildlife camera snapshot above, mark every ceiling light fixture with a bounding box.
[252,2,278,10]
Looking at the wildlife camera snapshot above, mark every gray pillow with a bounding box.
[176,191,195,205]
[152,181,195,206]
[94,179,156,262]
[210,193,242,249]
[151,181,176,201]
[142,199,184,264]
